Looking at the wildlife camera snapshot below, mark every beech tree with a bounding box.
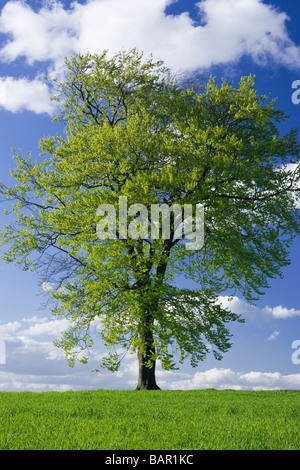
[1,50,300,389]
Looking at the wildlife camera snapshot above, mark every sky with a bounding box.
[0,0,300,392]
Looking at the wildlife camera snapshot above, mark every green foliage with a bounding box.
[0,390,299,450]
[0,49,300,375]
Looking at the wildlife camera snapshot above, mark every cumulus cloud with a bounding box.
[0,0,300,113]
[217,296,300,323]
[0,0,78,64]
[166,367,300,390]
[0,76,56,114]
[0,309,299,391]
[0,320,22,338]
[1,0,299,70]
[23,317,70,337]
[264,305,300,319]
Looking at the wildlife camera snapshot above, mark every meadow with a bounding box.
[0,389,299,450]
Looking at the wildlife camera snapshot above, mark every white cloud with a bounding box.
[24,318,70,337]
[1,0,299,71]
[195,0,300,70]
[0,315,69,338]
[0,1,77,64]
[264,305,300,319]
[217,295,269,326]
[0,0,300,113]
[239,370,300,390]
[0,320,22,339]
[217,296,300,323]
[41,281,56,292]
[166,367,300,390]
[0,76,56,114]
[217,295,253,316]
[0,313,299,391]
[267,330,280,341]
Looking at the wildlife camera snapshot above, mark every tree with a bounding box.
[1,49,300,390]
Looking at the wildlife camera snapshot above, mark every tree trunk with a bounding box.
[136,318,160,390]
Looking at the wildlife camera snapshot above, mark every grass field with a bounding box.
[0,389,299,450]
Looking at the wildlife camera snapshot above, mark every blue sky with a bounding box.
[0,0,300,391]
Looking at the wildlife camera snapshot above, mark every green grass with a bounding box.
[0,389,299,450]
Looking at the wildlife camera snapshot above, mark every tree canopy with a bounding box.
[1,49,300,389]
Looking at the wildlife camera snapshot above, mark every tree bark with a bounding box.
[136,318,160,390]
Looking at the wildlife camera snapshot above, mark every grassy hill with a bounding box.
[0,389,299,450]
